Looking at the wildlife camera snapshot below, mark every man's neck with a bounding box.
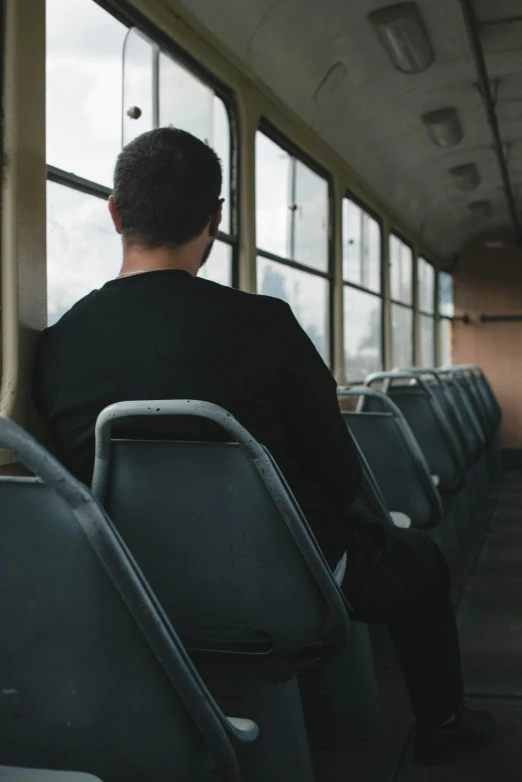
[118,242,201,278]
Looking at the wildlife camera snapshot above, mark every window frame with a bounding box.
[256,118,335,366]
[46,0,240,293]
[342,189,385,378]
[417,255,436,367]
[389,230,415,367]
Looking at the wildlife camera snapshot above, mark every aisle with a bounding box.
[397,470,522,780]
[305,473,521,781]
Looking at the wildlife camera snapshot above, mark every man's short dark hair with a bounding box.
[113,127,222,248]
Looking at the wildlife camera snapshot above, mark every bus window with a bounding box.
[390,234,414,366]
[124,32,233,237]
[439,271,454,365]
[439,271,454,318]
[391,303,414,369]
[47,181,122,326]
[419,313,435,367]
[293,161,329,272]
[390,234,413,306]
[342,196,383,381]
[256,130,331,364]
[122,29,155,146]
[418,257,435,366]
[46,0,127,324]
[46,0,127,188]
[46,0,236,326]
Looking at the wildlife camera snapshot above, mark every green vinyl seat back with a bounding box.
[450,371,491,443]
[427,370,477,466]
[438,372,486,459]
[336,396,393,524]
[0,416,255,782]
[454,366,498,435]
[337,387,442,530]
[474,368,502,428]
[92,401,350,662]
[364,371,466,495]
[391,368,474,467]
[450,365,502,481]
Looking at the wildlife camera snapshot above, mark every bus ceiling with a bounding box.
[176,0,522,255]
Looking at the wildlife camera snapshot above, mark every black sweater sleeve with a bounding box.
[277,301,362,515]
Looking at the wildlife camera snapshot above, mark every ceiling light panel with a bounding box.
[369,3,435,74]
[450,164,481,191]
[422,108,464,148]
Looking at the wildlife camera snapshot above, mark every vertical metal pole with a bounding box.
[381,216,392,369]
[434,269,441,366]
[332,175,344,383]
[412,242,419,366]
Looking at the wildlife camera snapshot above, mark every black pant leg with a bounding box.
[342,511,464,725]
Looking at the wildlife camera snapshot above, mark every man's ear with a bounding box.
[108,195,122,234]
[208,199,224,238]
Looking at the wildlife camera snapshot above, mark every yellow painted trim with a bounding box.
[1,0,47,433]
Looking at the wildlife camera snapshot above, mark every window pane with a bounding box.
[122,29,154,146]
[159,52,213,141]
[159,55,231,233]
[439,272,454,318]
[342,199,381,293]
[293,160,329,271]
[47,0,127,187]
[391,304,413,368]
[440,318,453,366]
[364,214,382,293]
[47,181,122,325]
[419,314,435,367]
[255,133,291,258]
[343,286,382,381]
[390,235,412,304]
[257,257,330,362]
[198,240,232,287]
[342,199,362,285]
[418,257,435,314]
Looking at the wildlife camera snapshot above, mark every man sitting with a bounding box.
[34,127,493,765]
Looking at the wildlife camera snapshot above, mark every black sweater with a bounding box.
[34,270,362,567]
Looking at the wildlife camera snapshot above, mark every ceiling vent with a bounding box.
[369,3,434,74]
[450,164,481,191]
[314,62,348,106]
[422,108,464,148]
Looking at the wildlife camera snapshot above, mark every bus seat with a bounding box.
[426,368,489,526]
[439,370,491,491]
[365,371,466,496]
[0,416,254,782]
[365,371,469,543]
[339,387,442,531]
[91,400,375,782]
[350,435,394,523]
[450,366,502,482]
[337,387,460,577]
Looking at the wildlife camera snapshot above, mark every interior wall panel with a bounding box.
[454,229,522,449]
